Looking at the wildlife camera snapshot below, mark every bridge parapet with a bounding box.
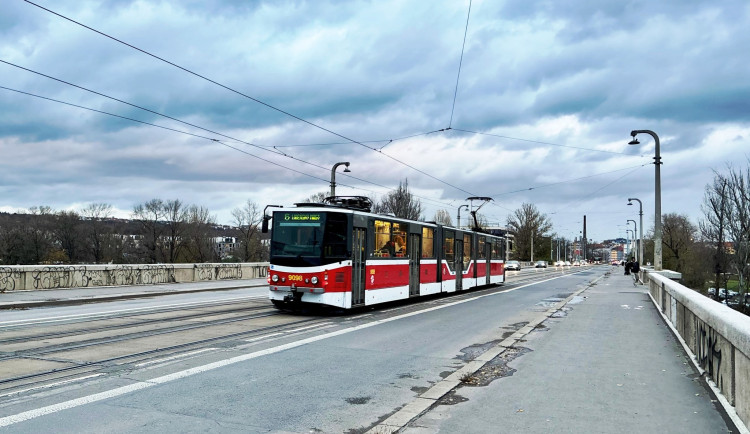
[0,263,269,292]
[645,269,750,429]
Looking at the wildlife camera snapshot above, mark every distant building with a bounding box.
[214,236,238,259]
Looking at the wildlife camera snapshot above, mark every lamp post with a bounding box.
[330,162,351,197]
[456,204,469,229]
[628,198,644,268]
[626,229,634,259]
[629,130,662,270]
[627,219,638,262]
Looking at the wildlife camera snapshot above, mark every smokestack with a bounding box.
[583,215,587,261]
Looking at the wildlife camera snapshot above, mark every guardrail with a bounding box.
[644,269,750,430]
[0,263,269,292]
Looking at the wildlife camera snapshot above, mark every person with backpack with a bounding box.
[631,259,641,285]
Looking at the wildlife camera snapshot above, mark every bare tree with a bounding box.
[303,192,329,203]
[700,172,731,298]
[232,200,263,261]
[51,210,82,263]
[662,213,697,272]
[373,179,423,220]
[80,203,114,263]
[133,199,165,263]
[162,199,189,263]
[433,209,452,226]
[27,206,54,263]
[505,203,553,261]
[726,162,750,296]
[183,205,218,263]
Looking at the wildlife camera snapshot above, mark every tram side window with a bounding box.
[478,237,486,260]
[322,213,349,259]
[422,227,434,258]
[392,222,407,257]
[443,232,455,271]
[374,220,392,257]
[463,234,472,268]
[491,240,501,259]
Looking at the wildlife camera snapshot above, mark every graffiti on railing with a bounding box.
[141,264,175,284]
[196,264,215,281]
[196,264,243,281]
[0,267,21,292]
[32,266,92,289]
[696,321,723,390]
[217,264,242,280]
[28,264,176,289]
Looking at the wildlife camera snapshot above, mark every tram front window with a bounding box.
[271,212,349,266]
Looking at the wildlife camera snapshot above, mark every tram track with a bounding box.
[0,268,589,401]
[0,314,334,396]
[0,296,342,398]
[0,302,273,347]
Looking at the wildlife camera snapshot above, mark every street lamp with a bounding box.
[628,198,644,268]
[330,162,351,197]
[626,229,634,259]
[627,219,637,262]
[456,204,469,228]
[628,130,662,270]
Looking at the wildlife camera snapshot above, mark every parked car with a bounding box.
[707,287,716,296]
[534,261,548,268]
[505,260,521,271]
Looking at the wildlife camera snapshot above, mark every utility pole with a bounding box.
[531,233,534,262]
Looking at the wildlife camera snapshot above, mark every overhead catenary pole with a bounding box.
[330,162,351,197]
[629,130,662,270]
[628,198,644,267]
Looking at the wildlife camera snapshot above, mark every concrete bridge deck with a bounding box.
[391,270,742,433]
[0,269,745,433]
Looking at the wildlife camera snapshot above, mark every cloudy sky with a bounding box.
[1,0,749,242]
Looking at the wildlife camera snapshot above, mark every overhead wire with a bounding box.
[449,0,472,128]
[0,85,331,184]
[488,163,650,198]
[23,0,482,199]
[0,84,455,210]
[18,1,652,221]
[450,128,638,156]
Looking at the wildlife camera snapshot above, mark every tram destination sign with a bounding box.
[284,213,322,222]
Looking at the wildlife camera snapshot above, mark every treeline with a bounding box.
[0,199,267,265]
[634,159,750,305]
[700,160,750,298]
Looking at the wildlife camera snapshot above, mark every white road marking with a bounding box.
[134,348,219,368]
[0,273,575,428]
[0,295,266,328]
[0,374,104,399]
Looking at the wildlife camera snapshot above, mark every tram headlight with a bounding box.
[311,276,319,285]
[271,274,279,283]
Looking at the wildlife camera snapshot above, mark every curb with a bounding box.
[366,273,603,433]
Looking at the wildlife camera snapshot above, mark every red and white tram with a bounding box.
[263,197,506,310]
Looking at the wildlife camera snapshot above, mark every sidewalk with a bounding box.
[394,269,739,433]
[0,278,268,309]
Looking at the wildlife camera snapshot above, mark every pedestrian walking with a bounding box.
[631,259,641,286]
[624,259,632,275]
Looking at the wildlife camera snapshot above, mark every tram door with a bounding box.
[455,239,464,291]
[408,233,421,297]
[351,228,366,306]
[485,240,491,285]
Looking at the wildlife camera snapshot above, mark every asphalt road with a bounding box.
[0,267,734,433]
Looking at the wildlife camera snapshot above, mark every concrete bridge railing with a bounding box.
[645,269,750,429]
[0,263,269,292]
